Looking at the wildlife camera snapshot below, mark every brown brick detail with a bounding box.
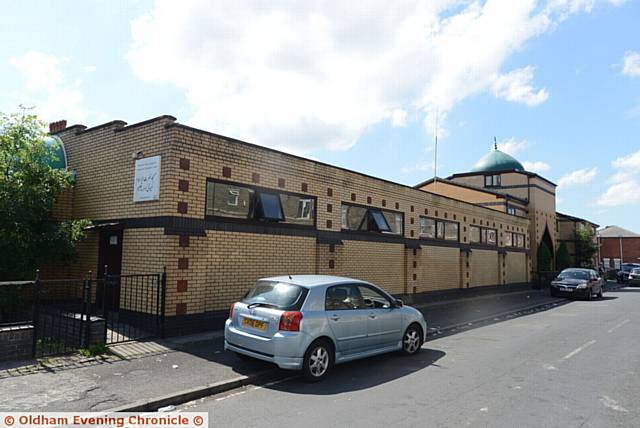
[222,166,232,178]
[178,258,189,270]
[278,178,286,188]
[329,244,335,253]
[382,199,386,207]
[410,230,414,237]
[179,235,190,248]
[327,204,332,213]
[395,202,399,209]
[177,201,188,214]
[413,261,417,268]
[252,172,260,183]
[178,179,189,192]
[301,183,308,192]
[425,208,428,215]
[327,188,333,197]
[410,217,414,225]
[326,220,332,229]
[351,193,356,201]
[177,280,188,292]
[367,196,372,204]
[413,274,417,281]
[176,303,187,315]
[329,260,335,269]
[179,158,190,170]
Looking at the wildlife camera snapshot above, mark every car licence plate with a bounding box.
[242,317,268,331]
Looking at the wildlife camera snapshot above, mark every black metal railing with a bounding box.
[1,267,167,358]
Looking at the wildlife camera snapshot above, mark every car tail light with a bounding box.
[229,302,236,320]
[279,311,303,331]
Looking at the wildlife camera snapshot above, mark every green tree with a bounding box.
[575,227,598,268]
[0,110,89,280]
[556,242,572,271]
[537,241,552,272]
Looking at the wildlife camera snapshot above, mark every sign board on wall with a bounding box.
[133,155,161,202]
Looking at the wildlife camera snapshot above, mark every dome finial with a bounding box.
[494,136,497,150]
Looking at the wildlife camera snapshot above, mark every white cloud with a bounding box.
[499,138,529,156]
[557,167,597,188]
[598,149,640,206]
[9,51,87,124]
[491,66,549,106]
[622,51,640,77]
[523,160,551,173]
[390,109,408,127]
[127,0,621,154]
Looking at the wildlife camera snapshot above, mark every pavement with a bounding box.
[0,283,622,413]
[183,285,640,428]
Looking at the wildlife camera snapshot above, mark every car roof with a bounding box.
[258,275,373,288]
[561,268,591,272]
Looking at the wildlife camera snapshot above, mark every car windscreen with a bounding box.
[622,265,637,272]
[557,270,589,280]
[241,281,308,310]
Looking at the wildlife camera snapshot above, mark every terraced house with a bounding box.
[44,115,591,335]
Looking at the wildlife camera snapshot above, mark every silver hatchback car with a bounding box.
[224,275,427,381]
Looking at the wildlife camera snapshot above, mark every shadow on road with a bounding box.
[264,348,446,395]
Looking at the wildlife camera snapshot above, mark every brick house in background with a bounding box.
[598,225,640,269]
[556,212,599,267]
[44,115,591,335]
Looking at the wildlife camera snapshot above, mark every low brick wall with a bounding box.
[0,324,34,361]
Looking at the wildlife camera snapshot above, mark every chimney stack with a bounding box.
[49,120,67,134]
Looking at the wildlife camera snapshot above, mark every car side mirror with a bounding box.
[394,299,404,308]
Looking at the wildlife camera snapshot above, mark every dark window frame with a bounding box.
[340,202,404,236]
[204,178,317,228]
[484,174,501,188]
[419,216,460,242]
[470,224,498,246]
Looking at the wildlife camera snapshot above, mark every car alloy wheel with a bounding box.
[402,325,423,355]
[303,339,333,382]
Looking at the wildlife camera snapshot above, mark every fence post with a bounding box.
[160,266,167,338]
[82,271,92,347]
[31,270,40,358]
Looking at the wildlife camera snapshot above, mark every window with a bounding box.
[356,285,392,309]
[205,179,315,225]
[504,232,512,246]
[325,285,364,310]
[421,217,458,241]
[280,194,315,225]
[484,174,501,187]
[420,218,436,238]
[507,206,516,216]
[471,225,497,245]
[516,233,524,248]
[341,203,401,234]
[256,192,284,221]
[470,226,481,243]
[242,281,308,310]
[206,181,254,218]
[444,222,459,241]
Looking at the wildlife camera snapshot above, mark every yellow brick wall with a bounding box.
[470,250,499,287]
[416,246,461,292]
[506,252,527,283]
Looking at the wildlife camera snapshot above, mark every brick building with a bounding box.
[556,212,599,267]
[598,225,640,269]
[45,116,591,334]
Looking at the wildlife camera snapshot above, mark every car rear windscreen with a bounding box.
[241,281,308,310]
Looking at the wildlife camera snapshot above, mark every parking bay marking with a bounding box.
[214,376,297,402]
[607,319,629,334]
[561,340,596,361]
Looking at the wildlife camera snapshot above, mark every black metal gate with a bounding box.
[0,268,167,358]
[97,271,167,344]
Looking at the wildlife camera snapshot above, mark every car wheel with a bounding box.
[302,339,333,382]
[401,324,423,356]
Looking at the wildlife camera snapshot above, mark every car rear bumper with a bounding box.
[224,319,306,370]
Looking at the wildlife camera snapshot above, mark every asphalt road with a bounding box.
[181,287,640,428]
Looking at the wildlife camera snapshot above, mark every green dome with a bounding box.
[471,147,524,173]
[43,136,67,169]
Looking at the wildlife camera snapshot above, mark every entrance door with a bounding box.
[97,229,123,310]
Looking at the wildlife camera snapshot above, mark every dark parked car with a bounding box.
[628,267,640,286]
[550,268,604,300]
[616,263,640,283]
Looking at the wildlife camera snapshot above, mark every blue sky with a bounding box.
[2,0,640,231]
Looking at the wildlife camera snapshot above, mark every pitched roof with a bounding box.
[598,225,640,238]
[556,212,599,227]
